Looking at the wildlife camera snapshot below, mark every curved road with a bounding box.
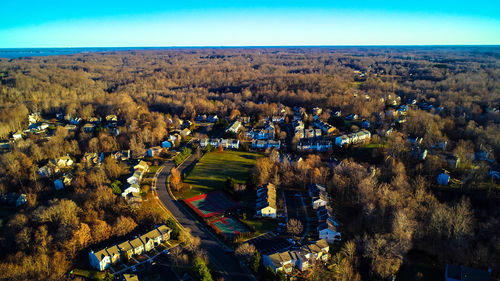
[155,156,254,281]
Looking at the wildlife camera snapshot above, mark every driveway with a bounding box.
[155,156,255,281]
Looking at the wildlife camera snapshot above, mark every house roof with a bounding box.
[143,229,163,241]
[117,241,133,252]
[267,251,293,267]
[93,248,110,262]
[256,183,276,209]
[123,274,140,281]
[106,245,121,257]
[156,225,171,236]
[129,237,144,249]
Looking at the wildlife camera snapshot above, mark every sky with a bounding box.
[0,0,499,47]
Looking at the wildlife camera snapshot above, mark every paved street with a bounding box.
[155,155,254,281]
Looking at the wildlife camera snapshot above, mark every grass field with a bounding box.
[178,151,261,199]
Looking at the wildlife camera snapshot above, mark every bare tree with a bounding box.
[287,218,303,237]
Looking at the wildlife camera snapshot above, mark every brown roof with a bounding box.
[156,225,171,236]
[142,229,162,241]
[117,241,133,252]
[106,245,121,257]
[129,237,144,249]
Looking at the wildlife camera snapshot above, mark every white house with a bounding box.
[226,121,242,134]
[318,220,341,243]
[89,249,111,271]
[312,193,328,209]
[122,184,140,199]
[252,140,281,149]
[256,183,277,219]
[263,239,330,274]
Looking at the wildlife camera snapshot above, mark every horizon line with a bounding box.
[1,44,500,50]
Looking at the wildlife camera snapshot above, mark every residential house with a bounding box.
[156,224,172,241]
[69,117,82,125]
[200,138,240,149]
[139,234,155,252]
[314,120,335,134]
[240,116,251,124]
[297,141,332,152]
[252,140,280,150]
[1,193,28,207]
[207,115,218,123]
[312,107,322,116]
[83,123,95,132]
[226,121,242,134]
[112,150,131,161]
[129,237,145,255]
[12,131,23,140]
[296,128,322,140]
[445,264,490,281]
[89,249,111,271]
[256,183,277,218]
[117,241,134,260]
[247,122,275,140]
[38,162,60,177]
[134,161,149,172]
[82,152,103,166]
[122,184,140,199]
[123,274,140,281]
[438,172,450,186]
[28,112,40,125]
[88,117,101,124]
[312,193,328,209]
[147,146,162,157]
[271,116,285,123]
[318,220,341,243]
[105,115,118,122]
[62,173,74,186]
[308,184,326,198]
[54,179,64,190]
[345,114,358,121]
[142,229,164,247]
[335,130,371,147]
[263,251,294,274]
[105,245,122,264]
[64,124,78,132]
[53,156,74,168]
[263,239,330,274]
[168,133,181,145]
[161,140,172,149]
[127,170,144,185]
[180,128,191,137]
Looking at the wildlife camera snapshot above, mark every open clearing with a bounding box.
[178,151,260,199]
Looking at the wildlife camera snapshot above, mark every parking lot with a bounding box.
[246,232,292,255]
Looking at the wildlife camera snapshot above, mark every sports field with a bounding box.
[179,150,261,199]
[210,217,251,238]
[184,191,237,218]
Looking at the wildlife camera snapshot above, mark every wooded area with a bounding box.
[0,47,498,280]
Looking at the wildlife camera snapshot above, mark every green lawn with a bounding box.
[240,218,275,235]
[177,151,261,199]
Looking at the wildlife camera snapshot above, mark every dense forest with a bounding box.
[0,47,498,280]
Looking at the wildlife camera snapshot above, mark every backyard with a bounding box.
[176,150,261,199]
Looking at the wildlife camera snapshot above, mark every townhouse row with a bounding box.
[89,225,171,271]
[263,239,330,274]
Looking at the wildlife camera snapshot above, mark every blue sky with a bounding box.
[1,0,499,47]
